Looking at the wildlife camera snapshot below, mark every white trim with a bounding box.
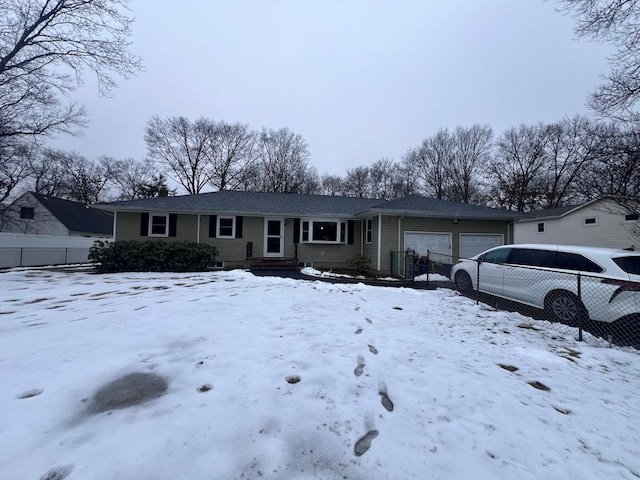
[196,214,201,243]
[376,215,382,271]
[365,218,373,244]
[148,213,169,237]
[299,218,347,244]
[582,216,599,227]
[536,221,546,233]
[623,212,639,223]
[113,211,117,240]
[217,216,236,238]
[264,218,284,257]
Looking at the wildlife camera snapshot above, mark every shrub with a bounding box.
[89,240,219,273]
[347,254,373,275]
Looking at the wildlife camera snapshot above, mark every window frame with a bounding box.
[623,212,639,223]
[20,207,34,220]
[148,214,170,237]
[537,222,546,233]
[300,218,347,244]
[217,216,236,238]
[582,216,599,227]
[365,218,373,244]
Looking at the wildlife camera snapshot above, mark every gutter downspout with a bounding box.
[197,214,201,244]
[113,211,117,240]
[377,214,382,272]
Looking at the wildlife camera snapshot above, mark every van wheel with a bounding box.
[544,290,587,326]
[454,271,473,293]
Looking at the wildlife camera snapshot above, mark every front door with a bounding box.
[264,218,284,257]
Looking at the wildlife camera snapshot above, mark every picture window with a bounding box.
[300,219,347,244]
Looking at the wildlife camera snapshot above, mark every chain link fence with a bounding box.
[451,258,640,349]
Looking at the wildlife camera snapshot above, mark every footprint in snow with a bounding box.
[354,430,379,457]
[368,345,378,354]
[355,327,362,334]
[40,465,74,480]
[379,390,394,412]
[354,357,365,377]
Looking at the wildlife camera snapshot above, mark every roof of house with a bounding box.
[517,198,607,222]
[367,194,522,220]
[30,192,114,235]
[101,190,520,220]
[102,190,384,217]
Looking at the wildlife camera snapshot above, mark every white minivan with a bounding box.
[450,244,640,324]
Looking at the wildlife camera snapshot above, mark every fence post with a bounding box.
[475,259,481,305]
[426,250,430,290]
[577,273,583,342]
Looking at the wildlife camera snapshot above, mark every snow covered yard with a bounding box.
[1,268,639,480]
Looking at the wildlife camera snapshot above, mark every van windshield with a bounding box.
[613,256,640,275]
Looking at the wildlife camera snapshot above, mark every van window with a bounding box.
[481,248,511,264]
[508,248,556,267]
[613,256,640,275]
[555,252,603,273]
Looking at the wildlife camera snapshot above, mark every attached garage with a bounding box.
[404,232,452,262]
[459,233,503,259]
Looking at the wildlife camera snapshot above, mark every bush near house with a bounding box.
[89,240,218,273]
[347,254,373,275]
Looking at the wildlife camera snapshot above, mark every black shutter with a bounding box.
[293,218,300,244]
[347,220,355,245]
[209,215,217,237]
[235,216,243,238]
[140,212,149,236]
[169,214,177,237]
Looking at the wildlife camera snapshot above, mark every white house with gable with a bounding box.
[514,197,639,250]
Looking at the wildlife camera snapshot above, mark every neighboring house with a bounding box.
[2,192,113,238]
[100,191,519,274]
[514,197,639,250]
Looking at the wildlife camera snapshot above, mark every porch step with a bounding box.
[249,258,299,270]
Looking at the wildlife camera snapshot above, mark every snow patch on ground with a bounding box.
[1,268,639,479]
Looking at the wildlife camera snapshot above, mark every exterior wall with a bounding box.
[116,212,197,243]
[514,200,639,250]
[296,220,362,269]
[199,215,262,266]
[2,192,68,236]
[374,216,511,275]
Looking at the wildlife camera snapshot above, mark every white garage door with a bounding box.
[459,234,503,259]
[404,232,451,262]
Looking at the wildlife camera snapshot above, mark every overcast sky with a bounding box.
[53,0,613,176]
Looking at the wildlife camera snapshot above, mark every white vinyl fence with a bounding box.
[0,233,110,268]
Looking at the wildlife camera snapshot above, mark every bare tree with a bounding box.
[0,140,33,203]
[488,124,551,211]
[319,174,344,196]
[145,115,215,194]
[254,127,316,193]
[208,121,258,191]
[557,0,640,122]
[0,0,142,141]
[539,116,603,208]
[449,125,493,203]
[110,157,158,200]
[403,129,454,199]
[343,166,371,198]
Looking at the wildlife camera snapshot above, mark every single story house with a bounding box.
[2,192,113,238]
[514,197,639,250]
[100,191,520,275]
